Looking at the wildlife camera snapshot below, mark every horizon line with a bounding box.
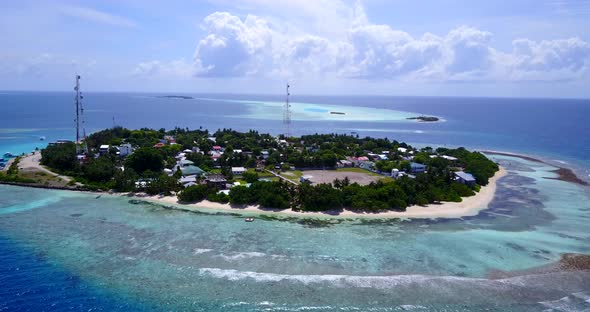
[0,89,589,101]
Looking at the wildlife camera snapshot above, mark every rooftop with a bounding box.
[455,171,476,181]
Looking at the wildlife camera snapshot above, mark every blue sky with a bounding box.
[1,0,590,98]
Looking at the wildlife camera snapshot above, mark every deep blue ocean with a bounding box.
[1,92,588,168]
[1,91,589,311]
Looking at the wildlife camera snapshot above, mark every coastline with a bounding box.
[127,167,507,220]
[5,147,589,219]
[481,150,589,186]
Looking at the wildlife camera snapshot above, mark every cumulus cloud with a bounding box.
[507,37,590,80]
[145,2,590,83]
[193,12,273,77]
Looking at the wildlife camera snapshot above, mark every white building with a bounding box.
[442,155,458,161]
[119,143,133,157]
[99,145,110,155]
[231,167,246,175]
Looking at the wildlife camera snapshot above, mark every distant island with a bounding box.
[407,116,439,122]
[0,127,503,218]
[157,95,194,100]
[330,111,346,115]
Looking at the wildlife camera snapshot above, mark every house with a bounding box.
[359,161,375,170]
[231,167,246,175]
[338,160,353,168]
[164,135,175,142]
[180,165,205,177]
[261,150,269,159]
[442,155,458,162]
[119,143,133,157]
[153,142,165,148]
[179,159,194,167]
[205,174,228,190]
[378,154,388,160]
[300,175,313,184]
[212,145,222,151]
[183,182,197,188]
[179,175,197,186]
[455,171,476,186]
[391,168,408,179]
[99,145,110,155]
[410,162,426,173]
[397,147,408,153]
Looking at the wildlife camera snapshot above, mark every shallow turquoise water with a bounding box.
[1,155,589,311]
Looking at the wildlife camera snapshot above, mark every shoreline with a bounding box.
[6,147,588,219]
[124,167,507,220]
[481,150,589,186]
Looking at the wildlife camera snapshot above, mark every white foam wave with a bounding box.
[199,268,590,295]
[193,248,213,255]
[198,268,489,289]
[216,252,267,261]
[343,128,429,134]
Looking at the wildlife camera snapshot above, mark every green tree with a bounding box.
[125,147,164,175]
[229,186,252,205]
[113,168,138,192]
[82,157,115,182]
[242,171,259,183]
[178,184,209,202]
[41,142,78,172]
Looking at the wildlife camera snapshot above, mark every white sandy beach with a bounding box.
[132,167,507,219]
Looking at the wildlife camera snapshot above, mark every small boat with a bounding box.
[244,217,255,222]
[330,111,345,115]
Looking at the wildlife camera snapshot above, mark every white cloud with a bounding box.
[193,12,273,77]
[506,37,590,80]
[61,6,137,28]
[146,2,590,83]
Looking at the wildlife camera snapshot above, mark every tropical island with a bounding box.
[157,95,194,100]
[0,127,503,217]
[407,116,440,122]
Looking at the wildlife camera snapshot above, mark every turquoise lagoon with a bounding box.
[1,154,589,311]
[1,92,590,311]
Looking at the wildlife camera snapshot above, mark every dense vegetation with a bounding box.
[37,126,498,211]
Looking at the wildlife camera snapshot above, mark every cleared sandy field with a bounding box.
[303,170,382,185]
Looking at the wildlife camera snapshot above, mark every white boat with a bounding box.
[244,217,255,222]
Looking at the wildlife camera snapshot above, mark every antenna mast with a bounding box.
[74,75,88,155]
[283,83,291,138]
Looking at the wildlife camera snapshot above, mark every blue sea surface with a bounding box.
[1,92,590,311]
[0,234,152,312]
[0,92,588,168]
